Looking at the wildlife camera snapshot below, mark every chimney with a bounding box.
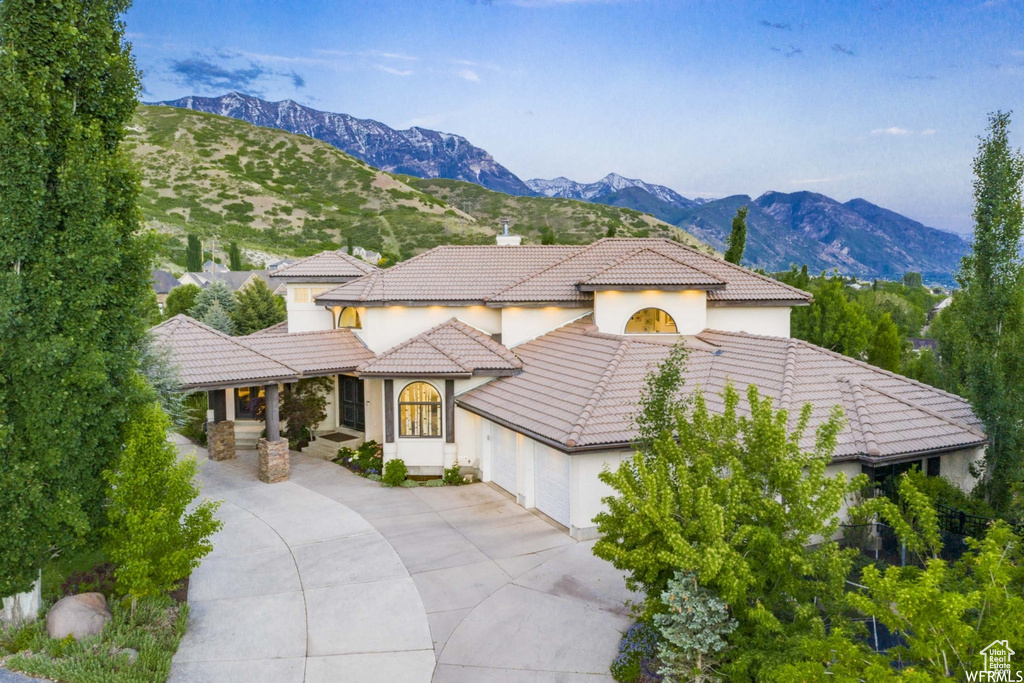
[496,218,521,246]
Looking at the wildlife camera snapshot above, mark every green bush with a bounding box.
[442,456,465,486]
[382,458,408,487]
[422,479,446,488]
[400,479,420,488]
[355,440,383,474]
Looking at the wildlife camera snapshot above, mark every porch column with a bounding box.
[206,389,235,462]
[444,379,458,470]
[258,383,289,484]
[383,379,397,461]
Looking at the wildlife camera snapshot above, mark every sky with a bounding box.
[126,0,1024,235]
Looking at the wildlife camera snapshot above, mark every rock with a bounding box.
[45,593,112,640]
[113,647,139,664]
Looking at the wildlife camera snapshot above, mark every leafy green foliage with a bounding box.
[610,622,660,682]
[280,377,333,449]
[231,278,286,335]
[0,0,154,596]
[163,283,200,319]
[177,392,208,446]
[654,572,736,683]
[443,456,466,486]
[382,458,408,487]
[934,112,1024,515]
[867,312,901,372]
[902,271,923,288]
[791,272,872,357]
[185,234,202,272]
[137,335,186,426]
[723,205,748,265]
[228,241,243,270]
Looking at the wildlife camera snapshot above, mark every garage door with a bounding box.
[534,444,570,527]
[491,422,517,495]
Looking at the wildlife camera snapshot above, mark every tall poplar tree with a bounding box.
[185,234,202,272]
[724,205,748,265]
[940,112,1024,514]
[228,241,242,271]
[0,0,151,596]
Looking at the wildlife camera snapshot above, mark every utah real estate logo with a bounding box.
[967,640,1021,682]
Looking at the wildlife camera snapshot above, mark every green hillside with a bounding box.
[127,105,702,268]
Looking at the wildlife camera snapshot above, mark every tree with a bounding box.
[189,279,236,322]
[280,377,333,448]
[902,271,923,288]
[903,348,942,389]
[792,273,872,357]
[724,205,748,265]
[104,397,221,607]
[346,235,354,255]
[606,223,618,238]
[0,0,153,597]
[164,283,201,319]
[937,112,1024,514]
[201,300,235,335]
[228,241,242,271]
[593,349,864,679]
[185,234,202,273]
[232,278,287,335]
[539,226,556,245]
[654,572,737,683]
[867,312,901,372]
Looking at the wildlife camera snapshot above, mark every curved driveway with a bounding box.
[169,435,634,682]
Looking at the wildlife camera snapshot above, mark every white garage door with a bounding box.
[534,444,570,527]
[491,422,517,495]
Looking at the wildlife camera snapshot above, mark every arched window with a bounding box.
[625,308,678,334]
[338,307,361,329]
[399,382,442,438]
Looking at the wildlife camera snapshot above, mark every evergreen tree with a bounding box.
[164,283,201,319]
[939,112,1024,514]
[902,271,923,288]
[0,0,152,596]
[867,312,901,372]
[228,241,242,271]
[189,279,236,322]
[185,234,202,272]
[724,205,748,265]
[232,279,287,335]
[201,300,235,335]
[792,273,872,357]
[346,235,354,255]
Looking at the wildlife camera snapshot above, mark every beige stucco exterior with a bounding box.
[705,305,792,337]
[593,289,708,335]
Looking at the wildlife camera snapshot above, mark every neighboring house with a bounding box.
[351,246,382,264]
[267,258,299,272]
[908,338,939,353]
[929,296,953,322]
[179,270,276,293]
[153,237,987,540]
[203,260,230,274]
[150,269,180,310]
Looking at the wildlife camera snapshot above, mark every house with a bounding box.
[929,296,953,322]
[202,260,230,274]
[178,270,278,294]
[267,258,299,272]
[351,246,382,264]
[150,270,180,310]
[153,236,986,539]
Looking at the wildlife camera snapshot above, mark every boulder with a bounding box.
[45,592,112,640]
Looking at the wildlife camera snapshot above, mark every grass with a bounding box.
[0,550,190,683]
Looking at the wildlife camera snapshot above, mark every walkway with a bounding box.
[169,435,634,682]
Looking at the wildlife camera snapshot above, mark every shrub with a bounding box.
[442,456,465,486]
[104,399,222,605]
[382,458,408,487]
[422,479,446,488]
[653,573,736,682]
[366,473,382,482]
[334,446,356,466]
[280,377,332,449]
[400,479,420,488]
[611,622,660,682]
[355,440,383,474]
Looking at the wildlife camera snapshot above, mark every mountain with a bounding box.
[127,105,700,270]
[526,173,700,208]
[149,92,535,196]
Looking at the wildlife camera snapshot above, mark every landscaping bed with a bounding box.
[332,440,471,488]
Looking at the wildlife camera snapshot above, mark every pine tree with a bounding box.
[232,279,287,335]
[0,0,152,596]
[228,241,243,271]
[201,300,235,335]
[346,235,354,256]
[867,312,902,372]
[185,234,202,272]
[939,112,1024,514]
[724,205,748,265]
[189,279,236,321]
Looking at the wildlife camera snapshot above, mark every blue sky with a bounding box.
[127,0,1024,234]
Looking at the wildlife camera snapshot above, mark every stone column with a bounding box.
[258,438,290,484]
[207,420,236,461]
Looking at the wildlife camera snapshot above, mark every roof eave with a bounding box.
[577,283,726,292]
[270,275,366,283]
[706,298,811,307]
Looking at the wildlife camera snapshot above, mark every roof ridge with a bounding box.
[644,242,726,283]
[844,377,881,457]
[576,244,652,283]
[859,381,988,440]
[779,339,799,411]
[485,244,588,301]
[448,318,522,367]
[269,248,377,277]
[420,334,472,372]
[566,339,630,447]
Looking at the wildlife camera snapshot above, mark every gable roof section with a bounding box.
[359,318,521,377]
[269,249,379,279]
[315,239,810,307]
[247,320,289,336]
[457,318,984,461]
[151,270,180,294]
[240,328,375,376]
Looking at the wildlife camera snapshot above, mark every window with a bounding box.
[338,307,361,329]
[293,287,310,304]
[235,386,266,420]
[625,308,678,334]
[399,382,442,438]
[311,287,328,298]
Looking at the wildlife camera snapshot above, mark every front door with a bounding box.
[339,376,365,431]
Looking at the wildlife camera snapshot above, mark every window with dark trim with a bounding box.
[398,382,442,438]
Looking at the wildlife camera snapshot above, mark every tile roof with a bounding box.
[150,270,180,294]
[457,318,985,462]
[316,239,809,306]
[269,249,379,279]
[359,318,521,376]
[150,315,374,389]
[247,320,289,336]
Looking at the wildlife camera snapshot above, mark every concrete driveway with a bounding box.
[169,435,635,682]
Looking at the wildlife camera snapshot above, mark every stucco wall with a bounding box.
[593,290,707,336]
[363,378,385,443]
[569,449,632,538]
[391,378,447,469]
[286,283,334,333]
[359,305,501,353]
[705,306,791,337]
[500,306,590,348]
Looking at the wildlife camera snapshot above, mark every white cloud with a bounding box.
[459,69,481,82]
[871,127,911,135]
[379,65,414,77]
[921,128,938,135]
